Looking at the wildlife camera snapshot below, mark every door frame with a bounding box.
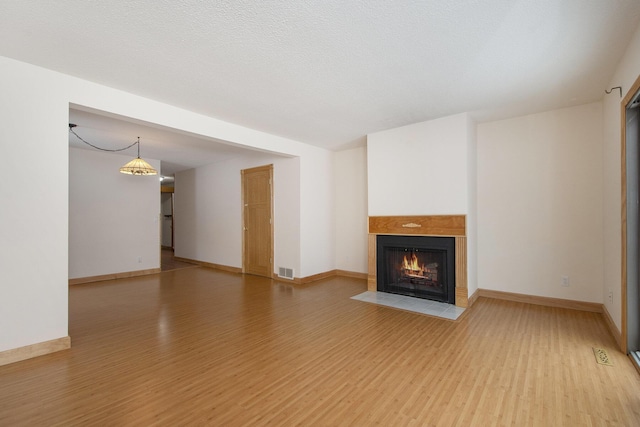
[621,73,640,354]
[161,186,174,249]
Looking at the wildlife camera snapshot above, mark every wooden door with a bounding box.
[242,165,273,278]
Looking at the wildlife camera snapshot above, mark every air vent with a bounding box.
[592,347,613,366]
[278,267,294,280]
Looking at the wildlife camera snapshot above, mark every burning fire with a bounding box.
[402,253,424,273]
[400,252,438,282]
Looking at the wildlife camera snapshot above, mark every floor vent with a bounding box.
[278,267,294,280]
[592,347,614,366]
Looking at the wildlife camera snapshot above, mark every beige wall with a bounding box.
[477,102,604,302]
[334,146,368,274]
[603,23,640,330]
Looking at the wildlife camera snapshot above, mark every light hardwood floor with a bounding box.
[1,267,639,425]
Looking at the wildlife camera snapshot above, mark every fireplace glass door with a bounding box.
[377,235,455,304]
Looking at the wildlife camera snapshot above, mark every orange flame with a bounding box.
[402,253,425,273]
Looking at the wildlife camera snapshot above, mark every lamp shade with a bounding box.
[119,157,158,176]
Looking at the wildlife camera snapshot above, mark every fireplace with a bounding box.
[368,215,468,307]
[376,235,455,304]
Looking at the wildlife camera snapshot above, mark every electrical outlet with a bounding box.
[608,290,613,304]
[561,276,570,287]
[138,256,142,263]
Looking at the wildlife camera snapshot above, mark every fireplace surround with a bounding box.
[368,215,468,308]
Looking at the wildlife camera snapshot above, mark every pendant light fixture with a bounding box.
[118,137,158,175]
[69,124,158,176]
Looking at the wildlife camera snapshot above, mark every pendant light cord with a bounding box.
[69,124,140,153]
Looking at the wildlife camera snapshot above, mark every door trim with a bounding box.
[621,73,640,354]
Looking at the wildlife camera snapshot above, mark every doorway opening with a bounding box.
[161,187,174,249]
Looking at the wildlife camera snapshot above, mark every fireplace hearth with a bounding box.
[376,235,455,304]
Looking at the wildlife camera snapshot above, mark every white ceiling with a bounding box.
[2,1,640,160]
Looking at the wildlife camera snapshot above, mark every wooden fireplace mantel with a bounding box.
[368,215,468,308]
[368,215,465,236]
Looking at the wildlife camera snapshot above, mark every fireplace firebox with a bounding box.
[376,235,455,304]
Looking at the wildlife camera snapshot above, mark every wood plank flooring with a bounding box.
[161,247,198,271]
[1,267,639,426]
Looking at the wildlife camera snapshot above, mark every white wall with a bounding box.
[174,154,301,275]
[477,102,604,302]
[334,146,368,274]
[0,55,334,354]
[174,165,241,269]
[367,113,472,215]
[69,147,160,279]
[299,149,335,277]
[466,117,479,295]
[174,146,329,280]
[0,58,69,352]
[275,158,302,275]
[603,23,640,330]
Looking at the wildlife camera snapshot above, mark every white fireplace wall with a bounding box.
[367,112,477,295]
[367,113,474,216]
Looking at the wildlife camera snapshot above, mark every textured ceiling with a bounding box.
[2,0,640,151]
